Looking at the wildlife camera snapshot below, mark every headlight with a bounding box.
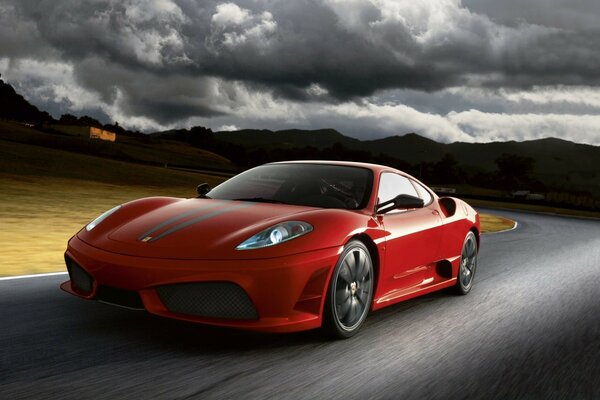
[236,221,313,250]
[85,205,122,231]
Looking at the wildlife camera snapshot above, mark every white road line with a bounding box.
[0,272,68,281]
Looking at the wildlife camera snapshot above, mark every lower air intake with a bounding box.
[65,256,93,295]
[96,285,144,310]
[157,282,258,320]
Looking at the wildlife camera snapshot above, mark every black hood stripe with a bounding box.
[147,203,253,243]
[137,201,225,241]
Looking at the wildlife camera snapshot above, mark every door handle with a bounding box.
[432,210,440,216]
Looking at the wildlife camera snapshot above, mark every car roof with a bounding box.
[268,160,400,174]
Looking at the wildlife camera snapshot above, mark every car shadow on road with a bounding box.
[62,287,456,355]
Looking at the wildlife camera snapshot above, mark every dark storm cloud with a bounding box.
[1,0,600,130]
[5,2,597,84]
[0,3,56,59]
[72,56,226,123]
[197,0,449,99]
[462,0,600,30]
[12,0,193,70]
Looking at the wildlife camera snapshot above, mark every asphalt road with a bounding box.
[1,209,599,399]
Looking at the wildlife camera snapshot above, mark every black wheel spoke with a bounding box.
[359,275,371,288]
[356,251,366,279]
[467,239,476,258]
[338,296,352,319]
[338,264,352,284]
[460,257,474,286]
[345,253,357,280]
[345,298,358,323]
[468,258,475,272]
[336,286,350,305]
[354,259,364,282]
[357,288,369,306]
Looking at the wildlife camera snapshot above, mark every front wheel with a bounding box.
[322,240,374,339]
[454,231,478,295]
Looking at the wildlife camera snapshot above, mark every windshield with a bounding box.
[208,164,373,210]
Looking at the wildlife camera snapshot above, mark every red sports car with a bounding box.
[62,161,479,338]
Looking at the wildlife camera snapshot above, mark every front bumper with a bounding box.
[62,236,340,332]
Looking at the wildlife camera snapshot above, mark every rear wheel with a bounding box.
[322,240,374,339]
[454,231,478,295]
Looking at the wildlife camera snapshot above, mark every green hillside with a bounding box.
[362,133,446,162]
[217,128,363,150]
[447,138,599,192]
[0,120,236,173]
[0,139,225,188]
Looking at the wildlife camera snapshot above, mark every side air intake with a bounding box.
[439,197,457,218]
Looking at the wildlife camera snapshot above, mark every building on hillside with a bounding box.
[45,123,116,142]
[511,190,530,199]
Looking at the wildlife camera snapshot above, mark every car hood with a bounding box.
[78,198,322,260]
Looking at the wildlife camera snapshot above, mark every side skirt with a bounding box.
[371,278,457,311]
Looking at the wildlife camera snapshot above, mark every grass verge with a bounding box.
[479,213,516,234]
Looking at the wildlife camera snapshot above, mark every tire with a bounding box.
[454,231,478,295]
[322,240,374,339]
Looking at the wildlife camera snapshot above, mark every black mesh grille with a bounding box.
[157,282,258,320]
[65,256,93,294]
[96,285,144,310]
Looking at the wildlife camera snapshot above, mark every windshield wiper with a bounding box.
[233,197,289,204]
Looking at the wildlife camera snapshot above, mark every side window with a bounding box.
[377,173,418,204]
[411,180,433,205]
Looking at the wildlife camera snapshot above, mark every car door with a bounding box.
[378,172,442,292]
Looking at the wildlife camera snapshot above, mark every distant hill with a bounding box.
[361,133,447,163]
[0,76,53,124]
[216,128,363,150]
[215,128,600,196]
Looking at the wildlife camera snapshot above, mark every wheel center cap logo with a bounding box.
[350,282,357,295]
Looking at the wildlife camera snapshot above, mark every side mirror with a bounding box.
[196,183,211,198]
[377,194,424,214]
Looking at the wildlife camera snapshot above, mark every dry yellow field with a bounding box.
[0,174,514,277]
[0,175,204,277]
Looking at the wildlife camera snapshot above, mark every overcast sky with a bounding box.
[1,0,599,144]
